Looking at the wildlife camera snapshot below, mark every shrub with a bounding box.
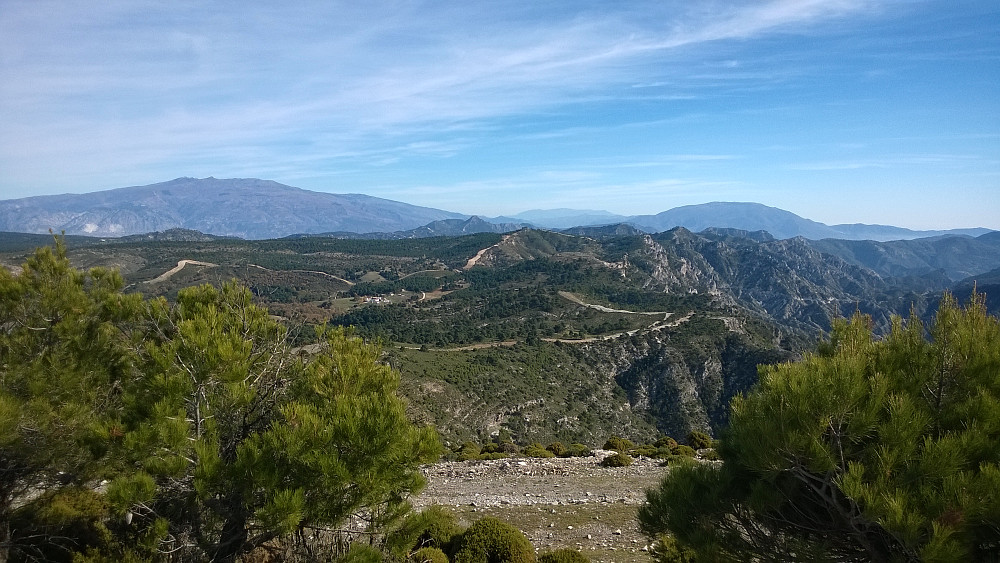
[452,516,536,563]
[539,548,591,562]
[686,431,712,450]
[478,452,509,461]
[456,441,481,461]
[654,436,678,450]
[700,449,721,461]
[659,455,697,467]
[410,547,450,563]
[649,535,697,563]
[564,443,591,457]
[498,441,521,454]
[342,543,384,562]
[653,446,674,459]
[603,435,634,451]
[600,452,634,467]
[630,444,658,457]
[546,442,567,456]
[386,505,462,558]
[671,444,696,457]
[523,443,555,458]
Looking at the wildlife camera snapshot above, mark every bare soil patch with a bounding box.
[413,453,671,562]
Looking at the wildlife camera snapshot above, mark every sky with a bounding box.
[1,1,998,230]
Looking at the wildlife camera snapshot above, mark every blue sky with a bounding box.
[1,0,997,229]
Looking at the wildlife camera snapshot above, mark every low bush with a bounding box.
[523,443,555,458]
[649,534,697,563]
[546,442,567,456]
[600,452,634,467]
[342,543,384,562]
[700,449,721,461]
[452,516,536,563]
[478,452,509,461]
[654,436,678,450]
[539,548,591,562]
[630,444,658,457]
[498,441,521,454]
[603,435,634,451]
[659,455,697,467]
[686,430,712,450]
[456,441,482,461]
[409,547,449,563]
[563,443,591,457]
[671,444,696,457]
[387,505,463,557]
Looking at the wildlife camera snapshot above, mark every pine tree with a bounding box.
[639,292,1000,561]
[0,240,138,561]
[104,283,440,561]
[2,241,440,562]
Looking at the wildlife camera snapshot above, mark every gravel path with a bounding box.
[413,452,672,562]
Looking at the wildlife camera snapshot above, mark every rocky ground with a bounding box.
[412,451,673,562]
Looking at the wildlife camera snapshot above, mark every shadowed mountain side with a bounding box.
[808,232,1000,282]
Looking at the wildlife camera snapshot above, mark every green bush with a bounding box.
[649,534,697,563]
[498,441,521,454]
[654,436,678,450]
[700,449,720,461]
[456,441,481,461]
[523,443,555,458]
[564,443,591,457]
[671,444,696,457]
[546,442,567,456]
[539,547,591,562]
[603,435,634,451]
[686,431,712,450]
[388,505,462,557]
[410,547,450,563]
[600,452,634,467]
[630,444,658,457]
[659,455,697,467]
[452,516,536,563]
[653,446,674,459]
[341,543,384,562]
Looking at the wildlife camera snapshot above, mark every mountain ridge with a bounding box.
[1,177,992,241]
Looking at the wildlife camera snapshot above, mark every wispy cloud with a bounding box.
[0,0,895,193]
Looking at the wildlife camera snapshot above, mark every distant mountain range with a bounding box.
[0,177,992,241]
[0,177,464,239]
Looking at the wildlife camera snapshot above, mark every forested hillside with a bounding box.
[3,227,992,448]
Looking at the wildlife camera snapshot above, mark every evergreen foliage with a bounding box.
[409,546,450,563]
[451,516,536,563]
[600,452,634,468]
[603,436,634,451]
[0,240,440,562]
[639,293,1000,561]
[685,431,712,450]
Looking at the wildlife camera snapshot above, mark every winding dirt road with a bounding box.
[144,260,218,284]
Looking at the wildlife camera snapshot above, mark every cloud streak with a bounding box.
[1,1,893,190]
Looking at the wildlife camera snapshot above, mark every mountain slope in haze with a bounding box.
[808,232,1000,282]
[286,216,529,240]
[3,179,992,241]
[626,202,991,241]
[0,177,466,239]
